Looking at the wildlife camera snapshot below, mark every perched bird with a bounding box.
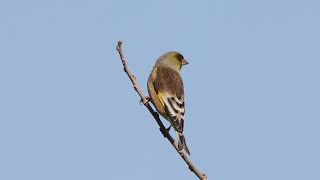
[147,51,190,155]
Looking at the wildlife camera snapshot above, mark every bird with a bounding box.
[147,51,190,155]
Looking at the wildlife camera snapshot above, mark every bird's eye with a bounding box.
[177,54,184,61]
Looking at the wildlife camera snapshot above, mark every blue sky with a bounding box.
[1,0,319,179]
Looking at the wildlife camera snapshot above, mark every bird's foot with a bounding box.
[176,143,184,156]
[145,96,151,102]
[139,96,151,105]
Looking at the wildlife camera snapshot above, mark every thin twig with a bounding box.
[116,41,207,180]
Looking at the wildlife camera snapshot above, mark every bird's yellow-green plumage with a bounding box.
[147,51,190,155]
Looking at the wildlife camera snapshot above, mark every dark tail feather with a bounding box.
[177,132,190,155]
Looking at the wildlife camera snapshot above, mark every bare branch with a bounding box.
[116,41,207,180]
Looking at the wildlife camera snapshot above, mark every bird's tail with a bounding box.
[177,132,190,155]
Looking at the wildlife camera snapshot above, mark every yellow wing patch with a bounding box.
[157,92,165,107]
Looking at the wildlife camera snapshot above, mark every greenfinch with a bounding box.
[147,51,190,155]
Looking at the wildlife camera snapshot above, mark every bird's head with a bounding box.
[156,51,189,72]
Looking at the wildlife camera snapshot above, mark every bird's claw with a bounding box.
[179,149,184,156]
[176,143,184,156]
[139,96,151,105]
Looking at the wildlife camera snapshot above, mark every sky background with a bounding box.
[1,0,319,180]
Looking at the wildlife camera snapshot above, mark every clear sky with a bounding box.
[1,0,319,180]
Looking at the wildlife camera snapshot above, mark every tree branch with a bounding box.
[116,41,207,180]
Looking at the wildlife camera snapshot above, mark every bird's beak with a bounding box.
[182,59,189,65]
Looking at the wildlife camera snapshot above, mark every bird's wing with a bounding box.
[153,67,185,133]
